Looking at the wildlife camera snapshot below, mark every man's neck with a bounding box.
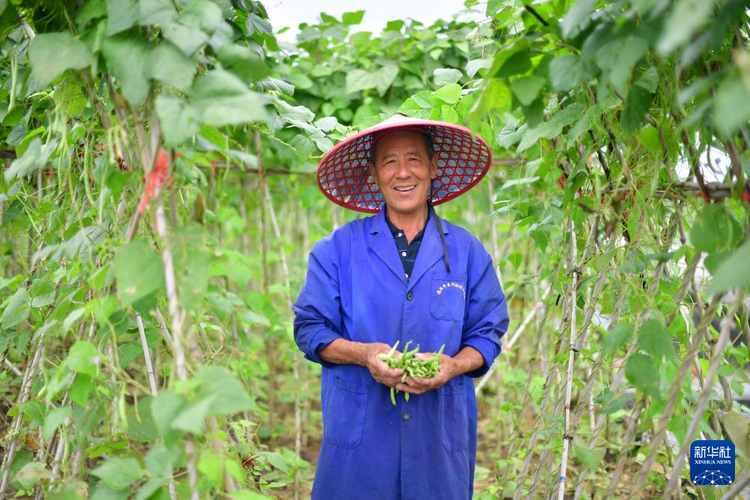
[385,204,429,243]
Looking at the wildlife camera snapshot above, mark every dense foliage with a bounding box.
[0,0,748,498]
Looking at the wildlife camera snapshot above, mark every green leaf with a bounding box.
[172,396,213,433]
[147,41,195,92]
[198,450,224,487]
[560,0,596,39]
[495,52,532,79]
[65,341,99,376]
[196,365,254,415]
[144,442,180,480]
[714,76,750,137]
[245,12,273,36]
[724,411,750,459]
[517,103,584,152]
[433,83,462,105]
[29,32,92,88]
[43,406,72,441]
[5,138,58,182]
[238,310,270,327]
[594,35,648,92]
[151,391,188,446]
[102,35,151,105]
[625,353,661,398]
[434,68,462,86]
[549,55,595,92]
[114,240,165,307]
[511,76,545,106]
[566,104,603,148]
[62,308,86,333]
[346,64,398,96]
[19,400,46,423]
[638,318,675,365]
[155,95,200,146]
[690,203,743,253]
[107,0,138,35]
[573,444,604,470]
[68,374,93,406]
[602,323,635,358]
[163,21,209,56]
[635,66,659,93]
[217,44,270,83]
[486,0,506,16]
[708,239,750,295]
[257,77,295,96]
[275,100,315,122]
[230,490,273,500]
[1,287,29,329]
[342,11,365,25]
[314,116,338,132]
[15,462,51,490]
[466,59,493,78]
[191,70,269,126]
[657,0,715,55]
[170,224,210,312]
[266,452,288,472]
[138,0,176,26]
[90,457,145,490]
[620,85,653,134]
[497,124,526,149]
[135,479,165,500]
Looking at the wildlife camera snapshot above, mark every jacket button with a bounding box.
[402,413,411,421]
[406,292,413,301]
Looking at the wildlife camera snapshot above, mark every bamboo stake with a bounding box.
[511,258,567,499]
[264,182,302,500]
[604,399,644,497]
[0,339,46,493]
[570,207,682,497]
[254,131,277,441]
[136,313,159,396]
[151,148,197,498]
[3,358,22,376]
[629,295,722,496]
[522,217,605,498]
[475,295,546,395]
[299,205,312,449]
[719,470,750,500]
[154,308,174,346]
[661,293,744,498]
[556,219,578,500]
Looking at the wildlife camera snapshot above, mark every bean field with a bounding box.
[1,0,749,499]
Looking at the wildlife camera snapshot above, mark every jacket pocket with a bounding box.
[430,276,467,322]
[440,378,469,453]
[323,377,368,449]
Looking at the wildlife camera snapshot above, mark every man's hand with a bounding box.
[396,353,457,395]
[362,342,404,388]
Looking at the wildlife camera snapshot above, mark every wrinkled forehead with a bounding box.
[371,128,431,159]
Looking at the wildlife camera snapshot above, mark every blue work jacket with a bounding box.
[293,208,510,500]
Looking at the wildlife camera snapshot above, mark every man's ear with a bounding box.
[430,155,438,179]
[369,162,378,185]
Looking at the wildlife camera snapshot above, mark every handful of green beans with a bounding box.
[377,341,446,405]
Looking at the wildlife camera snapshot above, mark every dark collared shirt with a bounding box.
[385,209,430,282]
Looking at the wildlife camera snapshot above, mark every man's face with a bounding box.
[369,130,437,218]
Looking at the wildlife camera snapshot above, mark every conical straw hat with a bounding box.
[317,115,493,213]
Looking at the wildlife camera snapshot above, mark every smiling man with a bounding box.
[293,115,510,500]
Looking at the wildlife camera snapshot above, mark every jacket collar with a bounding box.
[368,205,449,290]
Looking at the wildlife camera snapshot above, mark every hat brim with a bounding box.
[317,117,493,214]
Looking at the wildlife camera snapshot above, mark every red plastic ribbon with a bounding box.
[137,150,171,214]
